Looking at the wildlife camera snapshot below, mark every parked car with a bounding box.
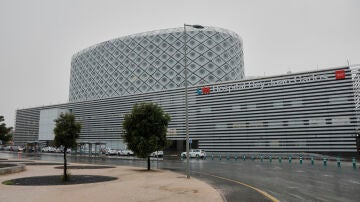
[56,147,72,153]
[41,146,56,152]
[10,146,24,152]
[106,148,118,155]
[150,151,163,157]
[4,146,11,151]
[17,146,24,152]
[181,149,206,159]
[117,149,134,156]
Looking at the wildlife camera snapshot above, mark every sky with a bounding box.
[1,0,360,127]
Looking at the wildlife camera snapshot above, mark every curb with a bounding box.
[0,164,26,175]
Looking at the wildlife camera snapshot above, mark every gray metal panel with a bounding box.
[15,67,358,152]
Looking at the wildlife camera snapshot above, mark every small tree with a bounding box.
[122,103,170,170]
[54,113,81,181]
[0,116,12,145]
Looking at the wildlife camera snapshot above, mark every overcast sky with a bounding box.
[1,0,360,127]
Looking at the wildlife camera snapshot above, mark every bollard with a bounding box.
[260,155,263,162]
[219,155,222,160]
[269,155,272,163]
[289,156,292,164]
[278,156,282,163]
[352,157,356,169]
[243,155,246,161]
[211,155,214,160]
[235,156,238,161]
[300,156,303,165]
[323,158,327,167]
[226,155,230,160]
[311,156,314,165]
[251,156,255,161]
[337,157,341,168]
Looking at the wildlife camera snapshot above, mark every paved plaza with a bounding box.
[0,160,222,202]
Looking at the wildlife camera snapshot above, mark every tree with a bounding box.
[0,116,12,144]
[122,103,170,170]
[54,113,81,181]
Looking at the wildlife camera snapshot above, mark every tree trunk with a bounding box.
[64,147,67,181]
[147,156,150,170]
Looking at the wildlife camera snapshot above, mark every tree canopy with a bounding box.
[122,103,170,170]
[53,112,81,181]
[54,113,81,149]
[0,116,13,144]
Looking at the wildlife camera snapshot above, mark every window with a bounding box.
[291,99,303,107]
[232,122,246,128]
[288,120,303,127]
[303,120,309,125]
[167,128,177,136]
[232,105,241,111]
[329,97,347,104]
[273,101,283,107]
[249,121,263,128]
[216,123,227,129]
[269,121,281,127]
[263,122,269,127]
[200,107,211,113]
[332,116,351,125]
[309,118,325,125]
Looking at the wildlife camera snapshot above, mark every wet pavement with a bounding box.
[1,151,359,202]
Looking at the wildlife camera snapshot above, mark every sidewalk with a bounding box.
[0,161,223,202]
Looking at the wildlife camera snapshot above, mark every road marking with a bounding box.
[193,171,280,202]
[348,180,360,185]
[288,193,304,200]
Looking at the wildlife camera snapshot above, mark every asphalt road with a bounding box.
[198,160,358,202]
[1,152,359,202]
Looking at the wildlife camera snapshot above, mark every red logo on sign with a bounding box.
[335,70,345,80]
[202,86,210,94]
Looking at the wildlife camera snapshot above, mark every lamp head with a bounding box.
[191,25,205,29]
[184,24,205,29]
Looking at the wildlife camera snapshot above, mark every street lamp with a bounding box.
[183,24,205,179]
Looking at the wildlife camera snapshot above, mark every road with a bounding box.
[1,152,359,202]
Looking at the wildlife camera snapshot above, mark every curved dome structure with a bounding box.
[69,26,244,102]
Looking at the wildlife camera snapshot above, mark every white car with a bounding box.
[106,148,117,155]
[41,146,56,152]
[4,146,11,151]
[150,151,163,157]
[117,149,134,156]
[181,149,206,159]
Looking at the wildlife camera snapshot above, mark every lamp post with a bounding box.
[183,24,204,179]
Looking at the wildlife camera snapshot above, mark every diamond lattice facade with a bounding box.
[69,27,244,102]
